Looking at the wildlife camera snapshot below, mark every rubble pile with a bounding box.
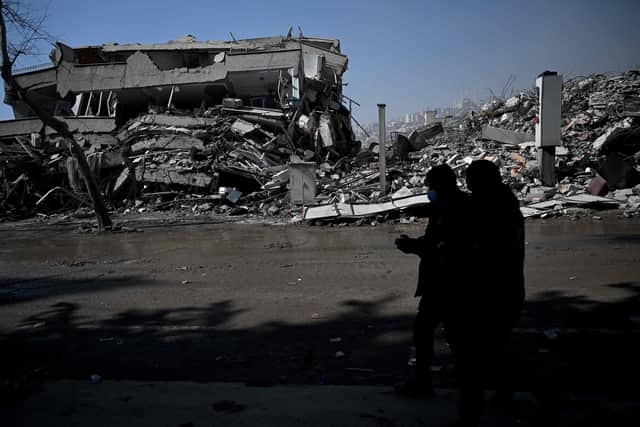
[0,33,363,222]
[360,70,640,220]
[1,56,639,223]
[0,103,361,221]
[305,70,640,222]
[472,71,640,217]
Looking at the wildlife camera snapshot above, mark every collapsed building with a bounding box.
[0,33,360,219]
[1,32,639,224]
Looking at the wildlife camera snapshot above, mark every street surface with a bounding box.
[1,215,640,423]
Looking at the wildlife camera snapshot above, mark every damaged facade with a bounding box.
[0,34,359,219]
[1,32,639,224]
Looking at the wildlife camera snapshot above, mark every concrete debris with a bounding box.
[353,69,640,221]
[1,34,639,223]
[303,194,429,221]
[289,161,316,205]
[0,32,359,221]
[481,126,533,145]
[407,122,444,151]
[135,165,213,188]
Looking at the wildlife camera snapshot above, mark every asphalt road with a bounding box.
[1,216,640,395]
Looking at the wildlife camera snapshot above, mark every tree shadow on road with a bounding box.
[1,280,640,401]
[0,275,154,306]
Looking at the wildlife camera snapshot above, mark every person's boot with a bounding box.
[394,377,435,398]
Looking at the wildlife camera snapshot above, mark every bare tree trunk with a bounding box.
[0,0,112,230]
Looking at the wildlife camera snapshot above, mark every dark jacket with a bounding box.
[469,184,525,326]
[410,190,471,299]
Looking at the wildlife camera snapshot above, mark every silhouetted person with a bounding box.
[467,160,524,332]
[445,160,525,426]
[394,164,470,398]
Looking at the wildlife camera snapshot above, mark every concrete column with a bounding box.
[538,146,556,186]
[377,104,387,195]
[535,71,562,186]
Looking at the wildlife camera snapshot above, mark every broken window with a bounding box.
[71,91,117,117]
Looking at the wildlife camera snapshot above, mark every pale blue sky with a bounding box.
[3,0,640,122]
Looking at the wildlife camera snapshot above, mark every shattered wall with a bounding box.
[0,33,360,221]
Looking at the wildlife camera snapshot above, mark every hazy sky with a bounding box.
[2,0,639,122]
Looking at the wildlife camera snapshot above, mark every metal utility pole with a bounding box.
[377,103,387,195]
[535,71,562,186]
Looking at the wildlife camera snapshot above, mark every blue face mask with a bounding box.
[427,190,438,203]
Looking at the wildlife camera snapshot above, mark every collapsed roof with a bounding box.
[5,33,349,122]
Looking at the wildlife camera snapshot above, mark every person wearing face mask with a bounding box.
[394,164,471,398]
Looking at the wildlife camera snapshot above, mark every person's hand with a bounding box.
[395,234,413,253]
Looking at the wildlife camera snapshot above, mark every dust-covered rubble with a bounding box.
[2,64,639,224]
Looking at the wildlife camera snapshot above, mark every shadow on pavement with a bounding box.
[0,275,153,306]
[1,281,640,404]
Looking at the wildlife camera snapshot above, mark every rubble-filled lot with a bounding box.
[1,68,639,224]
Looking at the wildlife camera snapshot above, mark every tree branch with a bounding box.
[0,0,112,230]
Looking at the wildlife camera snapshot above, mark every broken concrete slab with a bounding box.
[408,122,444,151]
[520,206,544,218]
[135,165,212,188]
[135,114,220,128]
[481,126,534,145]
[528,200,564,210]
[231,119,258,137]
[131,135,204,154]
[303,194,429,221]
[0,117,116,138]
[563,193,619,206]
